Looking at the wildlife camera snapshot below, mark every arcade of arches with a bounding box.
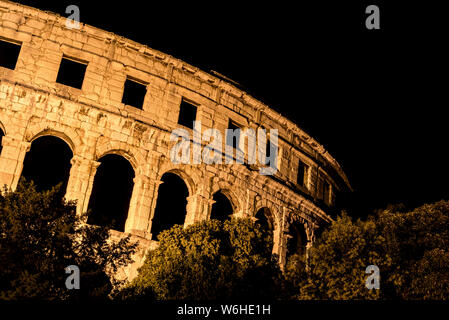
[0,128,310,267]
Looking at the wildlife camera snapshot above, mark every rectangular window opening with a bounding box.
[266,135,277,158]
[177,99,197,129]
[266,136,271,158]
[0,38,22,70]
[226,120,241,150]
[297,160,309,187]
[122,77,148,109]
[56,56,88,89]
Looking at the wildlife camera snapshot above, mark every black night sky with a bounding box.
[13,0,448,218]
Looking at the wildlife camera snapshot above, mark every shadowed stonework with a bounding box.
[0,0,351,280]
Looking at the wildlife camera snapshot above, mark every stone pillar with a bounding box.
[184,191,212,226]
[146,179,164,240]
[124,174,153,238]
[227,189,254,220]
[0,135,31,190]
[278,207,290,269]
[304,222,315,265]
[64,155,100,215]
[246,189,258,217]
[207,198,216,219]
[231,205,245,219]
[272,221,282,258]
[254,205,283,259]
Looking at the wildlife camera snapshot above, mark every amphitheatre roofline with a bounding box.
[0,0,352,191]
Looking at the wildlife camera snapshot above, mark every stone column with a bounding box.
[229,207,245,220]
[184,192,212,226]
[245,189,258,217]
[278,207,290,269]
[0,135,31,190]
[64,155,100,215]
[145,179,164,240]
[124,174,153,238]
[207,198,216,220]
[304,222,315,265]
[272,220,282,258]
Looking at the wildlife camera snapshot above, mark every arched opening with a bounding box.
[287,223,308,258]
[151,172,189,239]
[210,191,233,222]
[255,207,274,231]
[87,154,135,232]
[255,207,275,246]
[20,136,73,192]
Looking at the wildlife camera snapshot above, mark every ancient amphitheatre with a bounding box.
[0,0,351,279]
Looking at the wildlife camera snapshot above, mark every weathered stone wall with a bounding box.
[0,0,351,278]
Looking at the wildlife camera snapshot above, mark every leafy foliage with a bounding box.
[285,213,388,300]
[3,179,447,301]
[286,201,449,300]
[377,201,449,299]
[0,181,137,300]
[122,218,282,300]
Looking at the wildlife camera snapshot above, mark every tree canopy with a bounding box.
[286,201,449,300]
[2,180,448,301]
[0,181,137,300]
[121,218,283,300]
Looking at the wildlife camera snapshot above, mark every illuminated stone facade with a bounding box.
[0,0,351,280]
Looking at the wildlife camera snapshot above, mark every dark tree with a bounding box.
[121,218,283,300]
[285,201,449,300]
[0,181,137,300]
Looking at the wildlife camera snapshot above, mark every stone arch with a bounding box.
[219,188,240,213]
[24,120,82,154]
[255,207,275,234]
[150,171,190,239]
[163,169,196,196]
[86,153,135,232]
[286,221,309,258]
[20,135,73,192]
[210,179,241,215]
[95,138,145,175]
[29,130,76,153]
[254,202,282,256]
[254,199,280,230]
[97,148,138,171]
[156,161,200,197]
[210,189,236,221]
